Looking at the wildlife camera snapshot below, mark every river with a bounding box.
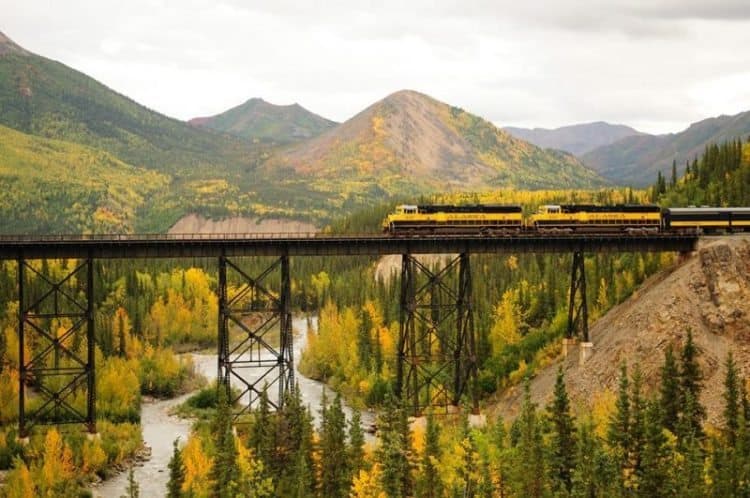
[93,316,374,498]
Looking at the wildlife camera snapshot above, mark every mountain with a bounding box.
[265,90,606,208]
[189,98,337,144]
[504,122,642,156]
[582,111,750,186]
[0,30,273,231]
[0,32,608,232]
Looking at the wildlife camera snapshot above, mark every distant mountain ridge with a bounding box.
[189,97,337,144]
[582,110,750,186]
[504,121,643,156]
[265,90,606,205]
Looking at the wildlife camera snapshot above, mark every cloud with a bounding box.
[2,0,750,133]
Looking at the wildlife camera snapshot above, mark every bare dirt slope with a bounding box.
[168,213,317,234]
[493,236,750,425]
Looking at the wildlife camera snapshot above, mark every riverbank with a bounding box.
[92,315,374,497]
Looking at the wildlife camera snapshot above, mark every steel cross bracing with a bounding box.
[3,233,698,433]
[396,254,478,416]
[567,252,589,342]
[217,255,294,418]
[17,256,95,438]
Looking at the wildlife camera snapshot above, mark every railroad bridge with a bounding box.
[0,233,697,437]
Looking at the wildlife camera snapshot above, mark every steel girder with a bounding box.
[396,253,478,416]
[17,256,96,438]
[217,255,294,417]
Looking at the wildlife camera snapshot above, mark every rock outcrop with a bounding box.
[494,236,750,425]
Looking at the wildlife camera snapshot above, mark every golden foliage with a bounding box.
[0,367,19,423]
[350,464,387,498]
[4,458,36,498]
[39,428,75,495]
[490,289,524,355]
[182,434,213,497]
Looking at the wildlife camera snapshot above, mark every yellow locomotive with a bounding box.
[382,204,523,234]
[382,203,750,235]
[529,204,661,233]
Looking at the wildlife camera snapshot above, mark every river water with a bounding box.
[93,316,374,498]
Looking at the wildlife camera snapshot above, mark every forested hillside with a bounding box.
[0,124,168,233]
[584,111,750,186]
[651,137,750,206]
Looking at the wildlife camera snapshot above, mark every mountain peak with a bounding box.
[189,97,337,143]
[0,31,29,56]
[276,89,605,191]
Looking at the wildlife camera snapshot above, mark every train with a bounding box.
[382,204,750,235]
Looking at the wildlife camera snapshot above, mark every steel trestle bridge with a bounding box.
[0,232,697,436]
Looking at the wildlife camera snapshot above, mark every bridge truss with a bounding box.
[218,255,294,418]
[0,233,696,431]
[396,253,478,415]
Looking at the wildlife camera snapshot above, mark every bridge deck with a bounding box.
[0,233,698,259]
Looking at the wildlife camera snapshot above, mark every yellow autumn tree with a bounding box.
[38,428,74,496]
[4,458,36,498]
[81,437,107,475]
[182,434,213,497]
[489,289,524,355]
[351,463,387,498]
[237,441,274,496]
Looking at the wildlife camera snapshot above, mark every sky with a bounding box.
[3,0,750,134]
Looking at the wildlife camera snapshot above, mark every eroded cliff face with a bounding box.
[168,213,317,234]
[494,236,750,425]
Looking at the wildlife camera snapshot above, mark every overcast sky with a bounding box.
[3,0,750,134]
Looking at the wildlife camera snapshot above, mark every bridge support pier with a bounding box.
[567,251,589,342]
[217,255,294,418]
[396,253,478,416]
[17,255,96,438]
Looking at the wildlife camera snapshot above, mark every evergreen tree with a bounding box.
[457,414,479,498]
[629,365,646,484]
[671,159,678,187]
[210,386,239,498]
[723,352,740,446]
[547,366,576,495]
[249,388,275,475]
[319,392,349,498]
[512,380,546,498]
[348,410,366,478]
[167,438,185,498]
[659,345,681,434]
[377,394,410,498]
[680,330,705,438]
[417,412,442,498]
[570,420,616,498]
[608,363,631,479]
[638,401,670,498]
[675,425,706,498]
[276,384,315,495]
[492,416,511,498]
